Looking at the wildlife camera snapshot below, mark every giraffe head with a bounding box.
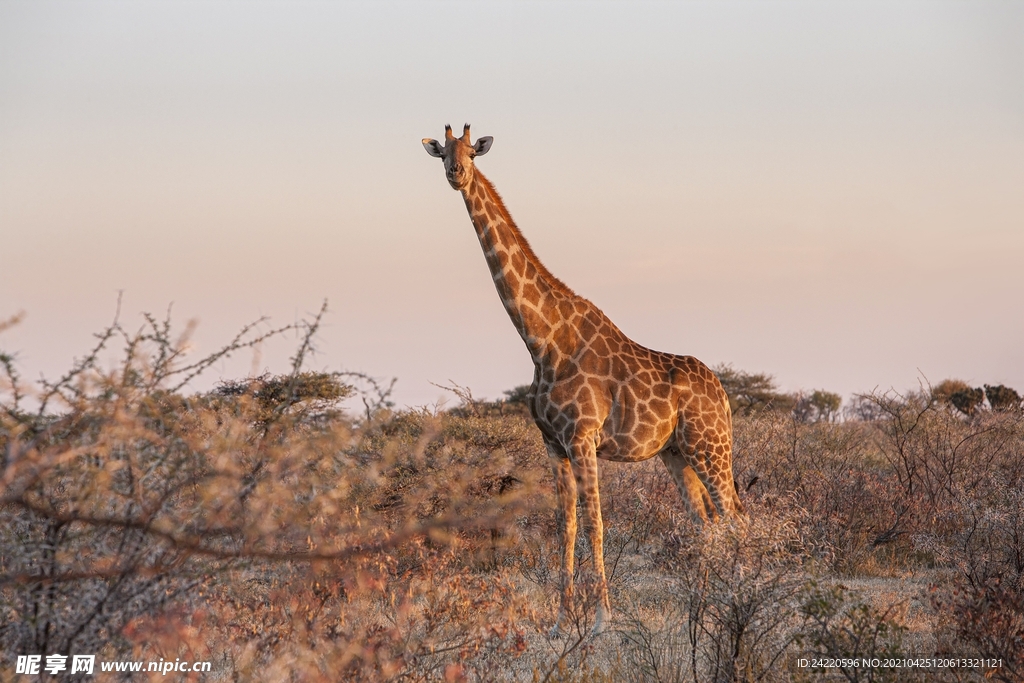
[422,124,493,191]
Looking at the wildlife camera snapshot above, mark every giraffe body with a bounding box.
[423,125,744,636]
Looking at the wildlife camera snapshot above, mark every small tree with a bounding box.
[214,371,353,426]
[810,390,842,423]
[713,364,794,415]
[950,387,985,417]
[985,384,1022,413]
[932,378,971,405]
[792,390,842,423]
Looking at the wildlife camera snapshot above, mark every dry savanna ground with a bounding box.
[1,308,1022,682]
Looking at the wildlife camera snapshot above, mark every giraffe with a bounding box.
[422,124,745,636]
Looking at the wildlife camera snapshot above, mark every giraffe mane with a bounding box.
[474,171,578,299]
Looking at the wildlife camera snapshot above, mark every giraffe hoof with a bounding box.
[589,608,611,637]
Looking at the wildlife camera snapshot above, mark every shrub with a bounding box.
[616,512,812,683]
[793,390,843,424]
[950,387,985,417]
[0,306,543,681]
[713,365,795,416]
[4,313,1023,681]
[927,479,1024,682]
[798,583,913,683]
[984,384,1022,413]
[931,379,972,405]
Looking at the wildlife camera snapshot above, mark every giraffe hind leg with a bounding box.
[659,451,717,525]
[731,476,747,517]
[675,421,738,520]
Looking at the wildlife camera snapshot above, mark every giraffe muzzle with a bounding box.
[446,163,466,188]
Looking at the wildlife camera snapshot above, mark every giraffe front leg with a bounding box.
[548,449,577,638]
[570,439,611,636]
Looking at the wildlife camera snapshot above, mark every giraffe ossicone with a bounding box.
[422,124,745,637]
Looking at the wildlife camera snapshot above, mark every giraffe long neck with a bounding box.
[461,171,577,363]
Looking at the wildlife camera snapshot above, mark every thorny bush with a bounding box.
[2,305,1023,681]
[0,306,544,680]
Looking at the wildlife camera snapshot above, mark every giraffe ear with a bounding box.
[473,136,493,156]
[422,138,445,158]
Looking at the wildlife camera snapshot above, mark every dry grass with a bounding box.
[1,309,1021,681]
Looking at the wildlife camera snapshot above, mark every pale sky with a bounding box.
[1,1,1022,410]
